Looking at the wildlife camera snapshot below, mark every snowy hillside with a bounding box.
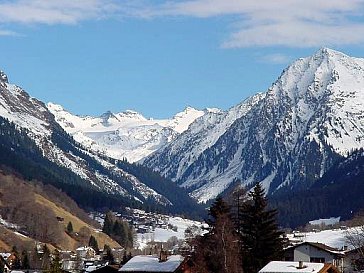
[48,103,212,163]
[287,229,349,250]
[143,93,265,180]
[145,48,364,203]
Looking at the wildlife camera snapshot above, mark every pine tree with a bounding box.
[239,183,284,273]
[21,250,30,269]
[67,221,74,234]
[123,222,134,249]
[89,235,99,253]
[103,245,115,264]
[122,251,128,265]
[11,246,21,270]
[103,212,114,235]
[0,252,7,273]
[41,244,51,270]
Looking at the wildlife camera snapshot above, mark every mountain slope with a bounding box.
[0,171,120,251]
[0,70,202,215]
[48,103,213,163]
[271,149,364,227]
[143,93,265,181]
[145,48,364,202]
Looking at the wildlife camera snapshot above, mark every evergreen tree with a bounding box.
[126,224,135,249]
[239,183,284,273]
[103,212,114,235]
[11,246,21,270]
[88,235,99,253]
[21,250,30,269]
[67,221,74,234]
[49,250,62,273]
[122,251,128,265]
[41,244,51,270]
[0,263,4,273]
[31,247,42,269]
[103,245,115,264]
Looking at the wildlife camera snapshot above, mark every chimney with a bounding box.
[159,250,168,262]
[298,261,304,269]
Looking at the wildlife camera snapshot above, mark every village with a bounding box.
[1,206,364,273]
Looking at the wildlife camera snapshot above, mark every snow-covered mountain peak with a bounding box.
[0,70,8,83]
[173,106,200,118]
[49,103,210,162]
[100,110,120,126]
[48,102,64,112]
[272,47,364,104]
[114,110,147,121]
[315,47,346,58]
[170,107,206,133]
[204,107,222,114]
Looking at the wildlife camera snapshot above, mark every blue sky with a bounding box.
[1,0,364,118]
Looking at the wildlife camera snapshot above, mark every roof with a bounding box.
[285,242,344,255]
[89,265,119,273]
[0,253,11,260]
[76,246,95,252]
[259,261,325,273]
[119,255,184,272]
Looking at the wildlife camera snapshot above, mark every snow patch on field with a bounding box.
[309,217,341,226]
[136,216,203,249]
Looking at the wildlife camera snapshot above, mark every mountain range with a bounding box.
[0,71,201,216]
[1,48,364,226]
[48,103,218,163]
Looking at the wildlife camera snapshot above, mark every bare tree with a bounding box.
[346,226,364,259]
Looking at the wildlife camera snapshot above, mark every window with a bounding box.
[310,257,325,263]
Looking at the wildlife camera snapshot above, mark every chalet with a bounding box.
[76,246,97,260]
[283,242,344,270]
[119,254,191,273]
[259,261,340,273]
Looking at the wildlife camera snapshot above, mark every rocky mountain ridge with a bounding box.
[145,48,364,202]
[2,48,363,208]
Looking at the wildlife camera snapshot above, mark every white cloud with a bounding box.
[0,0,119,25]
[1,0,364,48]
[222,22,364,48]
[0,29,19,36]
[127,0,364,48]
